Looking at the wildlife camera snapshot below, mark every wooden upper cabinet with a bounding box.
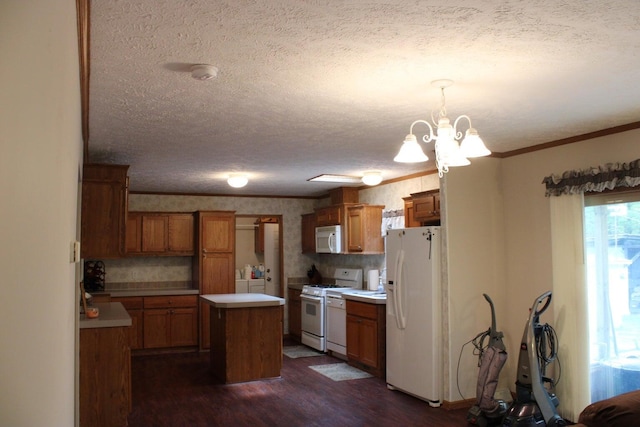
[301,213,316,253]
[201,212,234,253]
[126,213,194,256]
[168,214,194,253]
[411,190,441,225]
[254,217,278,254]
[346,205,384,254]
[81,164,129,259]
[315,205,342,226]
[142,215,169,252]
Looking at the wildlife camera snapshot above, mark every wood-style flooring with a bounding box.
[128,343,471,427]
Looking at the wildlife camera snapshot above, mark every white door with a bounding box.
[264,223,280,296]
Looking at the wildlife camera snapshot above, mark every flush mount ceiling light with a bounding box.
[361,171,383,186]
[227,173,248,188]
[394,79,491,177]
[190,64,218,81]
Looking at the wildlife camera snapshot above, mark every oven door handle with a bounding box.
[300,294,324,303]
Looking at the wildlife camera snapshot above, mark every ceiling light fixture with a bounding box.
[361,171,383,186]
[227,173,248,188]
[190,64,218,81]
[394,79,491,177]
[308,174,362,184]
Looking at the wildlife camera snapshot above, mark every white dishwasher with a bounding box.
[326,292,347,357]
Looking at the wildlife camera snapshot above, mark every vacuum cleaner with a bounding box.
[502,291,566,427]
[467,294,509,426]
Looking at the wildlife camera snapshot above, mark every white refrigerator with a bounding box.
[385,226,442,407]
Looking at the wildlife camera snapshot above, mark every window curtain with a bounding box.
[542,158,640,197]
[542,158,640,421]
[549,193,589,422]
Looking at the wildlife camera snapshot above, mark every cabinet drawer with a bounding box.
[346,300,378,320]
[144,295,197,309]
[112,296,143,310]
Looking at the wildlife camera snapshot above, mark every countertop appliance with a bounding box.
[301,268,362,352]
[386,226,442,407]
[315,225,342,254]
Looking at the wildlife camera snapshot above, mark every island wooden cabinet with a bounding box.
[287,288,302,341]
[346,300,386,378]
[142,295,198,348]
[126,212,194,256]
[194,211,236,349]
[81,164,129,259]
[301,213,316,253]
[346,205,384,254]
[111,296,144,350]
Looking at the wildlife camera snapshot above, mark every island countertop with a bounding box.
[79,302,132,329]
[200,293,285,308]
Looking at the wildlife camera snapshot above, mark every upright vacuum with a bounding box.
[502,291,566,427]
[467,294,509,426]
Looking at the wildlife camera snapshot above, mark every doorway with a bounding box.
[235,215,284,297]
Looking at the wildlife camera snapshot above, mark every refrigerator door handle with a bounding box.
[394,249,407,329]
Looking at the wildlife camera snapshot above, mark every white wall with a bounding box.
[0,1,83,426]
[442,157,507,401]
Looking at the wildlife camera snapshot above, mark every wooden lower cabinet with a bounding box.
[112,297,144,350]
[113,295,198,350]
[346,300,386,378]
[288,288,302,341]
[79,326,131,427]
[143,295,198,349]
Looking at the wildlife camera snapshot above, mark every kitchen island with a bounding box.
[200,294,285,383]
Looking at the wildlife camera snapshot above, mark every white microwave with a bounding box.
[315,225,342,254]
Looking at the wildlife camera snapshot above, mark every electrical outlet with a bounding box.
[71,240,81,263]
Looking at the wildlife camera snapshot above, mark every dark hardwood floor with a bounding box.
[128,343,471,427]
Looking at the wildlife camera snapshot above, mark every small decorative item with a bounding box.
[85,307,100,318]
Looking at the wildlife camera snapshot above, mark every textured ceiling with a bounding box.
[88,0,640,197]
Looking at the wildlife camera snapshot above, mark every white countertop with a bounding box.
[200,293,285,308]
[79,302,132,329]
[343,291,387,305]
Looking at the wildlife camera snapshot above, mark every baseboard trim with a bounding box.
[442,398,475,411]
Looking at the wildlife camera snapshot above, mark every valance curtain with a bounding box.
[542,158,640,197]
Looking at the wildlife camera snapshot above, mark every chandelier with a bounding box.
[394,79,491,177]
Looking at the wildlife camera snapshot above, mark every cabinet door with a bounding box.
[201,213,234,253]
[200,253,234,348]
[170,307,198,347]
[346,314,362,360]
[81,180,127,258]
[168,214,194,253]
[112,296,144,349]
[301,213,316,253]
[125,213,142,253]
[358,318,379,368]
[142,215,168,252]
[347,206,364,252]
[143,309,171,348]
[316,206,341,226]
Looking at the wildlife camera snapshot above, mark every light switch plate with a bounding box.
[71,240,81,263]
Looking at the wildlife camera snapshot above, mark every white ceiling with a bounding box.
[88,0,640,197]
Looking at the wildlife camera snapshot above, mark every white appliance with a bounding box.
[326,292,347,357]
[235,278,265,294]
[315,225,342,254]
[300,268,362,352]
[386,226,442,407]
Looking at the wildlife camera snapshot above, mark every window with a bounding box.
[584,190,640,402]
